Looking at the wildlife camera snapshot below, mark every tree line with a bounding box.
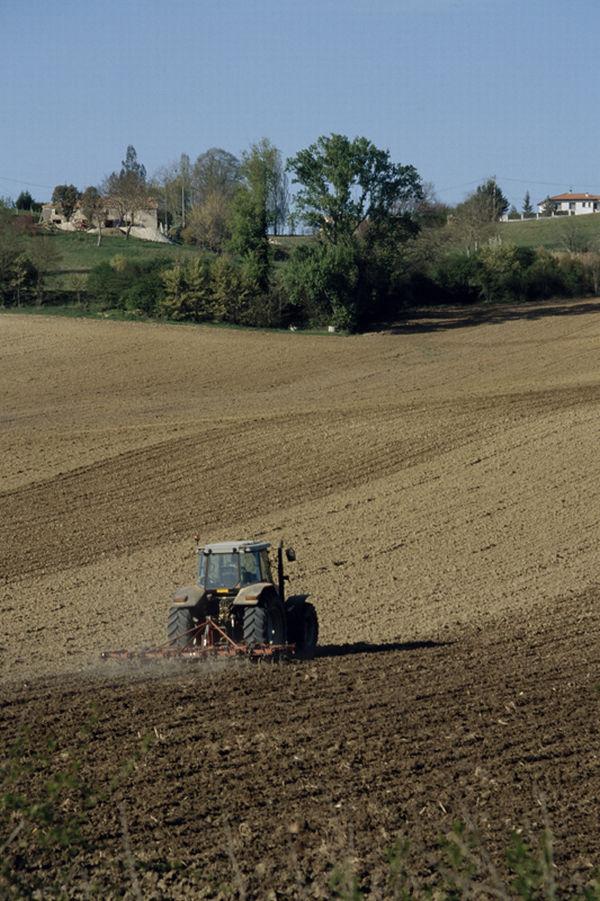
[2,136,600,330]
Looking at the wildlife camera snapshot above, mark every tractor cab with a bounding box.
[197,541,273,595]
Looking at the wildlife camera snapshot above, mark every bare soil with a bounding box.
[1,303,600,896]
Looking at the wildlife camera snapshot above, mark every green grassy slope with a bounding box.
[499,214,600,249]
[29,230,314,275]
[28,231,316,290]
[23,231,204,291]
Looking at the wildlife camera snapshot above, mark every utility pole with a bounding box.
[179,153,190,231]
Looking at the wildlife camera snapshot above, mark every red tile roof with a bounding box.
[547,193,600,202]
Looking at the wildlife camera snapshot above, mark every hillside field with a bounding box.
[28,229,202,269]
[1,304,600,896]
[499,212,600,249]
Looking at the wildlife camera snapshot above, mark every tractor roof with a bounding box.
[200,540,271,554]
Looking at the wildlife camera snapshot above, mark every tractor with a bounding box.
[101,539,318,662]
[167,539,318,659]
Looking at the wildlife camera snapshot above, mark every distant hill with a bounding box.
[499,214,600,250]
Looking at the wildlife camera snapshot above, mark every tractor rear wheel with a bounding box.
[167,606,195,648]
[295,603,319,659]
[243,598,286,647]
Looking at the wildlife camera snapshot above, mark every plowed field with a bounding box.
[1,304,600,897]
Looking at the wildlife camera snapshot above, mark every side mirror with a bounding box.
[285,547,296,562]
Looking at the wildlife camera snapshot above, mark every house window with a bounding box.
[569,202,575,210]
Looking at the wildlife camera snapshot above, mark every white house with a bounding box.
[537,192,600,216]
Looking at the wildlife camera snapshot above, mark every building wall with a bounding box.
[556,200,599,215]
[536,200,600,216]
[136,207,158,229]
[42,203,158,229]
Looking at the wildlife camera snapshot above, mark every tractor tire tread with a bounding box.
[243,606,267,646]
[295,602,319,659]
[167,606,195,648]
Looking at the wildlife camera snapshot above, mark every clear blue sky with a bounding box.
[1,0,599,208]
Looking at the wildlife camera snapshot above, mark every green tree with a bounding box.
[281,241,362,330]
[245,138,288,234]
[160,261,186,318]
[121,144,147,182]
[450,178,508,252]
[160,258,215,321]
[229,143,272,293]
[287,133,422,245]
[541,196,558,217]
[457,177,509,223]
[51,184,80,221]
[71,273,88,308]
[0,204,22,304]
[212,255,244,322]
[12,254,36,306]
[470,244,522,302]
[184,257,214,320]
[15,191,34,211]
[522,191,534,218]
[2,253,37,307]
[28,237,61,306]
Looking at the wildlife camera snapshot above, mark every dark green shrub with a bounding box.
[121,270,164,315]
[470,244,524,302]
[521,249,564,299]
[281,241,361,330]
[87,261,130,309]
[432,251,480,302]
[87,258,171,312]
[557,254,587,296]
[0,252,38,306]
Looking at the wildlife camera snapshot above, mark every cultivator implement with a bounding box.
[100,616,294,663]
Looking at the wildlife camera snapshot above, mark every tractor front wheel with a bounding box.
[167,606,196,648]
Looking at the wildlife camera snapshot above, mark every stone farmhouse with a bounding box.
[40,198,159,232]
[537,192,600,216]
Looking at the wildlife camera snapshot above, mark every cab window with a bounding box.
[240,550,261,585]
[200,553,240,589]
[260,550,273,583]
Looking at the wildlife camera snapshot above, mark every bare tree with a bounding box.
[80,186,107,246]
[183,189,233,251]
[104,146,150,239]
[560,217,589,253]
[190,148,240,208]
[150,153,194,232]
